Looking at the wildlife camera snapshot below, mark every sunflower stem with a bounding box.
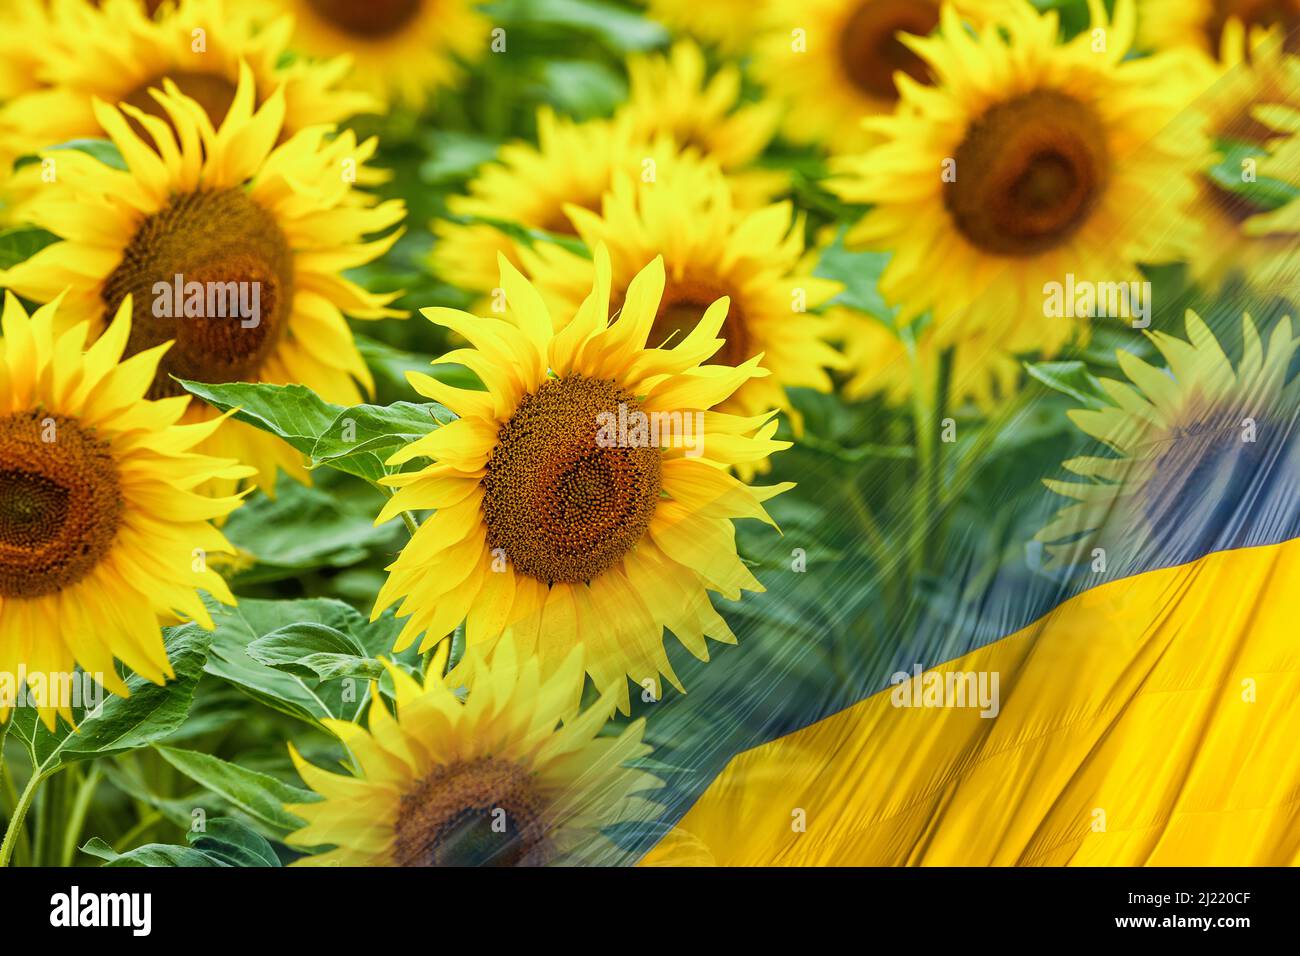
[842,479,889,557]
[60,763,102,866]
[31,779,48,867]
[0,726,29,867]
[905,333,938,580]
[444,624,466,678]
[0,718,11,814]
[942,386,1033,511]
[45,767,78,865]
[0,767,48,868]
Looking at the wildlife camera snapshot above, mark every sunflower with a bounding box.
[645,0,766,54]
[1035,310,1299,573]
[1138,0,1300,64]
[0,0,59,176]
[616,40,785,206]
[1241,103,1300,294]
[1253,102,1300,193]
[0,0,57,101]
[1,67,405,495]
[519,159,844,431]
[373,250,792,711]
[832,309,1019,410]
[1181,26,1300,287]
[431,109,698,297]
[830,0,1206,386]
[242,0,489,109]
[753,0,1014,155]
[0,293,251,729]
[0,0,377,170]
[286,643,661,866]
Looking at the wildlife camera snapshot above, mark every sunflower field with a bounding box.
[0,0,1298,880]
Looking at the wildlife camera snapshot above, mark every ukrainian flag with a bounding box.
[630,296,1300,867]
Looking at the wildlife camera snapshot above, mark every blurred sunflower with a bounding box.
[616,40,785,206]
[1138,0,1300,64]
[1241,103,1300,292]
[1253,101,1300,190]
[645,0,765,54]
[1036,310,1299,571]
[0,0,59,176]
[0,0,377,169]
[1,67,405,495]
[831,309,920,405]
[431,109,692,297]
[831,0,1206,382]
[0,0,54,101]
[286,645,661,866]
[754,0,1013,155]
[520,161,844,431]
[374,251,791,710]
[832,309,1019,410]
[243,0,489,109]
[1182,26,1300,287]
[0,293,250,729]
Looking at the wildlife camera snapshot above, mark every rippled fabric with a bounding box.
[642,536,1300,865]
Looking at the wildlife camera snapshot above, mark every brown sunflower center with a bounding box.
[101,187,294,399]
[839,0,939,100]
[648,277,750,366]
[944,90,1110,257]
[481,376,662,585]
[393,758,550,867]
[305,0,422,39]
[0,411,123,599]
[121,70,239,135]
[1206,0,1300,57]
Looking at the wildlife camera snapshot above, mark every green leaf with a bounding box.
[177,379,337,457]
[14,137,127,171]
[99,761,208,830]
[310,400,453,467]
[0,226,59,269]
[176,379,449,482]
[1023,360,1109,410]
[487,0,669,52]
[419,130,501,184]
[815,226,896,321]
[535,60,627,118]
[188,818,282,867]
[1206,140,1300,213]
[8,625,212,774]
[220,478,401,582]
[202,596,412,727]
[82,818,281,867]
[81,837,225,868]
[247,622,386,682]
[154,746,317,834]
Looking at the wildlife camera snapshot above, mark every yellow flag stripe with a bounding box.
[643,536,1300,865]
